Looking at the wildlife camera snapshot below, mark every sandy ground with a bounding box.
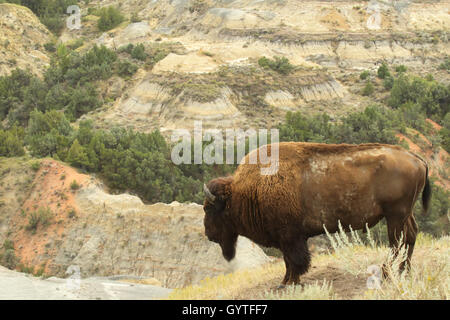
[0,266,172,300]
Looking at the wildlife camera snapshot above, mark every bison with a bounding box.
[203,142,431,286]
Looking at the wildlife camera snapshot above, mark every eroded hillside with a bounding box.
[0,158,270,288]
[0,3,52,76]
[64,0,450,131]
[0,0,448,298]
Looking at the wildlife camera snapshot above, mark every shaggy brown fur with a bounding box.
[203,142,430,286]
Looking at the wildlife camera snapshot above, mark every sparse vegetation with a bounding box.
[395,65,407,73]
[388,74,449,123]
[0,125,25,156]
[383,75,394,90]
[175,82,223,103]
[26,207,53,233]
[97,6,124,32]
[189,0,210,14]
[117,60,138,78]
[0,0,79,35]
[30,161,41,172]
[438,58,450,70]
[0,44,143,125]
[70,180,80,190]
[377,62,390,79]
[258,56,295,75]
[67,208,76,219]
[131,43,147,61]
[0,239,16,269]
[361,81,375,96]
[360,70,370,80]
[169,228,449,300]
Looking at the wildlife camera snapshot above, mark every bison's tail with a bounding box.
[422,165,431,215]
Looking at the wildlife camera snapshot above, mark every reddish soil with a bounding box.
[11,159,90,274]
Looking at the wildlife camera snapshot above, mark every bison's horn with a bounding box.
[203,184,216,202]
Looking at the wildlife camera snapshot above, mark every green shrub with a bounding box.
[97,6,125,32]
[440,113,450,153]
[31,161,41,172]
[44,42,57,53]
[377,62,390,79]
[438,58,450,70]
[130,12,141,23]
[395,65,407,73]
[362,81,374,96]
[118,60,138,77]
[131,43,147,61]
[26,207,53,233]
[0,126,25,157]
[0,248,17,269]
[118,43,134,55]
[70,180,80,190]
[67,38,84,50]
[278,106,402,145]
[360,70,370,80]
[383,75,394,90]
[258,56,295,75]
[388,74,450,123]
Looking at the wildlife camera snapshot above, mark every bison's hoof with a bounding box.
[276,284,286,290]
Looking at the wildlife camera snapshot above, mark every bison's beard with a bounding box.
[220,232,238,261]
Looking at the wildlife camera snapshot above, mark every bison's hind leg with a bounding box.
[383,214,418,278]
[280,237,311,286]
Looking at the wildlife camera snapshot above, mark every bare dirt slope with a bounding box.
[0,3,51,76]
[0,158,270,289]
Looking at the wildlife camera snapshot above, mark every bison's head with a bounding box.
[203,177,237,261]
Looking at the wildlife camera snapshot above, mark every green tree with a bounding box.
[383,75,394,90]
[66,139,89,168]
[131,44,147,61]
[360,70,370,80]
[25,109,73,157]
[440,113,450,153]
[258,56,295,75]
[0,125,25,157]
[97,6,124,32]
[361,81,374,96]
[377,62,390,79]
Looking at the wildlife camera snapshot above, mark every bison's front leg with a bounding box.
[279,256,293,288]
[280,237,311,286]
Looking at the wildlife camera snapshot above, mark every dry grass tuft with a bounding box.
[168,224,449,300]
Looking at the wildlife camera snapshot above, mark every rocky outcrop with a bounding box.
[0,160,271,289]
[71,1,447,133]
[0,4,51,76]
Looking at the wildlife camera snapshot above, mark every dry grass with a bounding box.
[168,262,285,300]
[168,226,449,300]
